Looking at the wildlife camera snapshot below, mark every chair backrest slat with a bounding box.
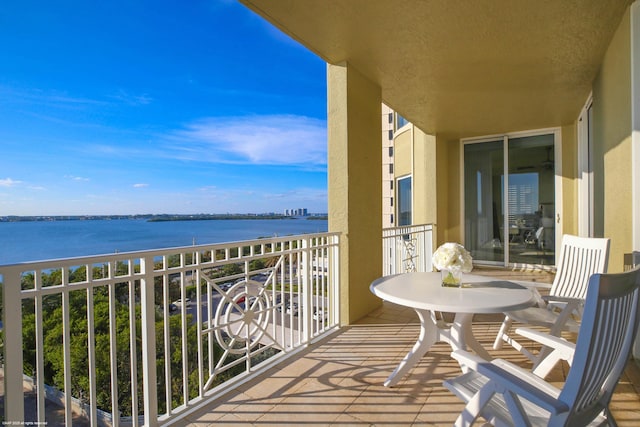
[550,235,610,299]
[556,267,640,425]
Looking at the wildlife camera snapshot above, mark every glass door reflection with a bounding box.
[464,140,505,264]
[507,135,555,265]
[464,133,556,266]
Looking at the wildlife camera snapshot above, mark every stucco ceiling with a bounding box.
[240,0,631,139]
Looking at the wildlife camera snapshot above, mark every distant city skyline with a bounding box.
[0,1,327,215]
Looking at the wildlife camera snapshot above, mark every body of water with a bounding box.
[0,218,328,265]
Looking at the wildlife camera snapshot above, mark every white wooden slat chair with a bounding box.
[444,266,640,427]
[493,234,610,375]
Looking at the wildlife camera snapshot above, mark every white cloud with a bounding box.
[170,115,327,166]
[0,177,22,187]
[133,183,149,188]
[0,85,107,108]
[65,175,90,182]
[109,89,153,106]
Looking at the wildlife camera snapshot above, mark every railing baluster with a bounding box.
[301,237,310,345]
[196,266,204,398]
[162,272,171,417]
[87,284,97,425]
[34,269,45,422]
[128,276,139,427]
[3,267,24,422]
[62,270,72,427]
[108,277,120,427]
[140,255,158,426]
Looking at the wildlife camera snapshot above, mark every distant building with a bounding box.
[284,208,309,217]
[382,104,394,228]
[382,104,414,229]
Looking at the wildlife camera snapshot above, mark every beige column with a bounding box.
[632,1,640,252]
[327,62,382,325]
[412,128,438,229]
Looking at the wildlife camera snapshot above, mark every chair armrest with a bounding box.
[515,328,575,354]
[516,327,576,377]
[450,350,569,415]
[542,295,583,306]
[450,348,489,370]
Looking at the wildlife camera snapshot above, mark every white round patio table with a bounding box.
[370,272,535,387]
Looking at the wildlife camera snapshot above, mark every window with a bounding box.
[397,176,412,226]
[388,146,393,157]
[504,173,539,225]
[388,113,393,124]
[396,114,409,130]
[390,181,394,190]
[388,130,393,140]
[389,164,393,174]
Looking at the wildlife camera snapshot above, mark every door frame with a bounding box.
[577,94,595,237]
[460,127,563,267]
[396,174,413,226]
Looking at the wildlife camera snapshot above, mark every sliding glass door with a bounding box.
[464,132,557,266]
[464,139,505,264]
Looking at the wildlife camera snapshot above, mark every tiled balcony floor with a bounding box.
[186,270,640,426]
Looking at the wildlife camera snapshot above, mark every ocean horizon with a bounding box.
[0,218,328,265]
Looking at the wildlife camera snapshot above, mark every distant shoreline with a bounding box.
[0,214,328,223]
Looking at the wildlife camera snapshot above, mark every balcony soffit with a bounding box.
[240,0,631,139]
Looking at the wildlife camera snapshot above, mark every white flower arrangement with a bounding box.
[432,242,473,273]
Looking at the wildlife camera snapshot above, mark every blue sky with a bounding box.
[0,0,328,215]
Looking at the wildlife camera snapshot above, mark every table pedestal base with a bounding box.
[384,308,491,387]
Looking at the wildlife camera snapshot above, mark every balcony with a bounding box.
[183,268,640,426]
[2,225,639,425]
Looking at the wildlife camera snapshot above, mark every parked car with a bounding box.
[312,308,327,322]
[173,298,192,308]
[286,302,299,317]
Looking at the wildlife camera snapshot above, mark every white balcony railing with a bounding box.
[0,232,340,426]
[382,223,433,275]
[1,224,433,425]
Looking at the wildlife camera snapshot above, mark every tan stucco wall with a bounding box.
[433,136,462,246]
[561,123,578,236]
[394,127,412,177]
[385,6,637,273]
[393,126,438,219]
[390,124,438,251]
[412,128,438,228]
[327,62,383,324]
[592,7,633,272]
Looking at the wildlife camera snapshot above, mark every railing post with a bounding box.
[425,225,433,272]
[331,234,341,326]
[140,256,158,426]
[3,266,25,423]
[301,237,311,345]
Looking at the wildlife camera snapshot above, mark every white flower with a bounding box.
[432,242,473,273]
